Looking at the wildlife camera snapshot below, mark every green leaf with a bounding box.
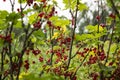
[37,40,45,45]
[75,32,105,41]
[110,43,117,53]
[23,9,33,14]
[0,10,9,19]
[50,16,70,26]
[19,72,41,80]
[0,39,4,47]
[28,12,38,24]
[11,32,15,39]
[75,34,94,41]
[0,20,7,30]
[18,0,26,3]
[33,30,45,39]
[55,19,70,26]
[6,12,20,22]
[49,16,59,21]
[104,40,109,52]
[53,46,61,50]
[63,0,70,9]
[0,10,9,30]
[78,3,88,11]
[63,0,87,11]
[104,41,117,54]
[31,37,37,43]
[0,20,4,25]
[86,25,105,33]
[63,0,76,10]
[15,21,22,28]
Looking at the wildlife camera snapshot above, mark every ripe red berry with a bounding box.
[63,55,68,60]
[47,58,51,64]
[27,0,33,5]
[56,52,62,58]
[91,73,98,80]
[32,49,41,56]
[47,21,52,26]
[55,58,60,63]
[3,0,6,2]
[89,56,97,64]
[17,8,20,12]
[109,13,116,19]
[24,60,30,70]
[48,13,53,18]
[80,52,84,57]
[39,56,44,62]
[72,76,77,80]
[100,23,106,28]
[33,21,41,29]
[4,34,12,43]
[66,37,71,43]
[100,55,106,61]
[52,7,55,12]
[25,49,30,55]
[38,12,45,18]
[24,63,29,70]
[109,62,113,66]
[96,15,100,20]
[93,47,97,53]
[44,15,48,19]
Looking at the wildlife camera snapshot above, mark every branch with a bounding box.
[50,26,54,65]
[0,48,4,80]
[67,0,79,69]
[104,20,116,65]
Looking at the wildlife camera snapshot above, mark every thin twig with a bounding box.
[67,0,79,69]
[104,20,116,65]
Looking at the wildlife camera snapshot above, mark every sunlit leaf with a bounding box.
[52,32,59,39]
[53,46,60,50]
[18,0,26,3]
[15,21,22,28]
[31,37,37,43]
[28,12,38,24]
[110,43,117,53]
[86,25,104,33]
[0,20,7,30]
[0,10,9,19]
[89,51,95,56]
[33,30,45,39]
[6,12,20,22]
[78,3,88,11]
